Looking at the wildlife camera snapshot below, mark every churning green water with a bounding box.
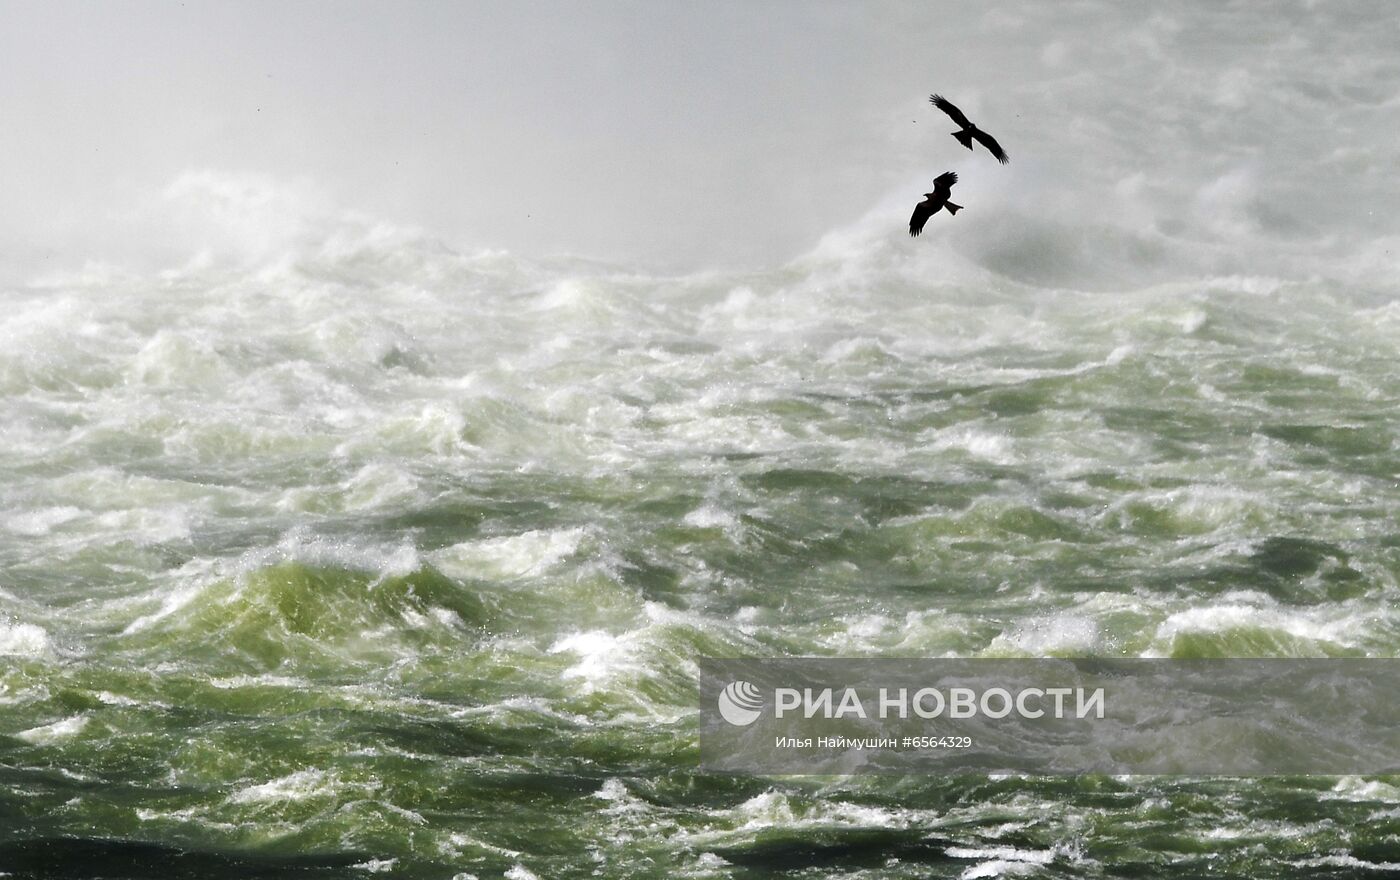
[7,0,1400,872]
[3,226,1400,878]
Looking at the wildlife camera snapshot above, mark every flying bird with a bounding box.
[930,94,1009,165]
[909,172,961,237]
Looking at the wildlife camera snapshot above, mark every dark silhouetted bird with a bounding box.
[909,172,961,236]
[930,94,1009,165]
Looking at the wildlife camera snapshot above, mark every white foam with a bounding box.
[549,630,639,692]
[960,860,1041,879]
[229,769,341,804]
[595,778,629,801]
[931,427,1017,465]
[989,612,1101,656]
[125,330,230,388]
[1145,601,1366,655]
[0,621,53,658]
[342,462,422,511]
[96,691,158,708]
[434,528,585,580]
[947,845,1055,866]
[93,506,193,546]
[352,859,398,874]
[725,790,911,833]
[1104,344,1133,365]
[682,504,739,532]
[16,715,88,744]
[1325,777,1400,802]
[4,506,83,536]
[1296,854,1400,872]
[441,832,522,860]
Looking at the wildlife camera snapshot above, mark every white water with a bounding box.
[4,4,1400,878]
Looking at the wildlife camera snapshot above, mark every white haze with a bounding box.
[1,0,1398,285]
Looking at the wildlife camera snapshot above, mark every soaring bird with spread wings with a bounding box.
[909,171,961,236]
[930,94,1009,165]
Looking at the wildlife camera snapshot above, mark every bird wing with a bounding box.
[929,94,971,128]
[932,171,957,198]
[972,128,1010,164]
[909,200,934,237]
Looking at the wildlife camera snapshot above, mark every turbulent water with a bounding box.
[6,3,1400,878]
[4,216,1400,877]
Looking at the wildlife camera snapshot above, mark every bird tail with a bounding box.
[953,130,975,150]
[945,202,963,215]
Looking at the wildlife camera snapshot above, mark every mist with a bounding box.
[3,1,946,274]
[3,1,1398,284]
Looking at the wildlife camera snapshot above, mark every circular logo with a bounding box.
[718,680,764,726]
